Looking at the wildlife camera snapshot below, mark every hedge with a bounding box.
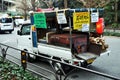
[0,57,41,80]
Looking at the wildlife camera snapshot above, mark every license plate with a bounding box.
[87,58,95,64]
[4,25,9,26]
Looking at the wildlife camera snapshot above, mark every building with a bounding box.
[0,0,15,12]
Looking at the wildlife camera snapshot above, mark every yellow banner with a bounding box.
[73,12,90,31]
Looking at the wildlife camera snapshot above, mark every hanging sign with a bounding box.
[91,12,99,23]
[33,13,47,28]
[73,12,90,31]
[57,13,67,24]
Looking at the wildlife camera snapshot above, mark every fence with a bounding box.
[0,42,120,80]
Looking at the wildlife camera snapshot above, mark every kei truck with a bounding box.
[17,8,110,73]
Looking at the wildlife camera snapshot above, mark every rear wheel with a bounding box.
[52,62,65,75]
[9,31,12,34]
[52,61,74,75]
[81,60,90,68]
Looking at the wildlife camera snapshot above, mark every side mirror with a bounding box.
[17,30,21,35]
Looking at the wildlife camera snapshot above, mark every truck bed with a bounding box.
[37,41,72,60]
[37,39,110,65]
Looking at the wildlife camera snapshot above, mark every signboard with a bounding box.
[91,12,99,23]
[73,12,90,31]
[33,13,47,28]
[57,13,67,24]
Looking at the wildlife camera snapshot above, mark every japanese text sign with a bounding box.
[73,12,90,31]
[33,13,47,28]
[91,12,99,23]
[57,13,67,24]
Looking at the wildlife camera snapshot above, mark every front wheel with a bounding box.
[28,53,37,62]
[9,31,12,34]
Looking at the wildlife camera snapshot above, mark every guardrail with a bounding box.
[0,42,120,80]
[0,43,56,80]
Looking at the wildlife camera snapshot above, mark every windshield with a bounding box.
[0,18,13,23]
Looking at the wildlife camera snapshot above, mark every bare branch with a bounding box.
[77,0,111,8]
[41,0,54,8]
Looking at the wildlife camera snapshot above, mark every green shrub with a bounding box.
[104,32,120,37]
[0,57,41,80]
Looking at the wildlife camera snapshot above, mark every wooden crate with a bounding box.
[88,43,105,55]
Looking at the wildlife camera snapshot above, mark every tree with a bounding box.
[104,1,114,25]
[64,0,67,8]
[38,0,82,9]
[38,0,54,8]
[77,0,110,8]
[31,0,36,11]
[114,0,118,23]
[15,0,31,20]
[103,0,120,29]
[111,0,120,31]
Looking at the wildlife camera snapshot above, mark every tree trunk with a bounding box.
[114,0,118,23]
[64,0,68,8]
[31,0,36,11]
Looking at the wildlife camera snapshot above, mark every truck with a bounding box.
[17,8,110,73]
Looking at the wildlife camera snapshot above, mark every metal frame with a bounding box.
[0,42,120,80]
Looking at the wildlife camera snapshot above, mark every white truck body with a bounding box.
[17,21,75,62]
[17,21,110,67]
[17,9,110,67]
[38,43,72,60]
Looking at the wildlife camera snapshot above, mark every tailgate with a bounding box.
[75,52,98,64]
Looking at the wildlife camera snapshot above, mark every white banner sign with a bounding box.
[91,12,99,23]
[57,13,67,24]
[82,24,89,32]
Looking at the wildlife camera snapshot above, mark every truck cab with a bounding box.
[17,20,38,60]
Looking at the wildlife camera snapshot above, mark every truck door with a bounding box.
[17,24,33,52]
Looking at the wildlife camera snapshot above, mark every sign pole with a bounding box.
[69,16,73,54]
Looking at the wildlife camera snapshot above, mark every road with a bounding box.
[0,28,55,80]
[66,36,120,80]
[0,27,120,80]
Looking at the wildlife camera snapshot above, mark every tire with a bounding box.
[81,61,89,68]
[27,53,37,62]
[62,64,75,74]
[52,62,64,75]
[9,31,12,34]
[52,61,74,75]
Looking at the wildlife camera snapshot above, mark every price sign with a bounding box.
[91,12,99,23]
[57,13,67,24]
[73,12,90,31]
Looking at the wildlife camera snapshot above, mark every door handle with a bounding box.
[29,38,31,40]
